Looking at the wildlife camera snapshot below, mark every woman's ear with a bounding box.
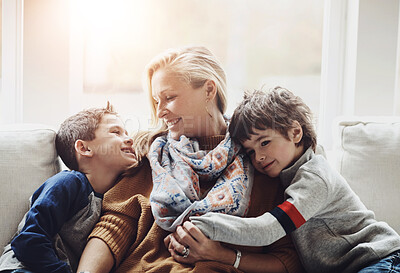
[291,121,303,144]
[204,80,217,101]
[75,139,93,157]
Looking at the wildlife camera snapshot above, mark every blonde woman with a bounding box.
[77,46,304,273]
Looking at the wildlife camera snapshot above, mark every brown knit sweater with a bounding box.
[89,136,305,273]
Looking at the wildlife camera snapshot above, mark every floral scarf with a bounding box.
[147,133,253,232]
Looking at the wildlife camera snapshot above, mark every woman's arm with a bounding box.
[77,162,153,271]
[76,238,114,273]
[166,221,292,273]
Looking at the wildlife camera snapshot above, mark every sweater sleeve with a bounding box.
[191,211,286,246]
[11,173,88,273]
[191,169,329,246]
[88,162,153,267]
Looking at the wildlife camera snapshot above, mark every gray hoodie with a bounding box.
[191,148,400,273]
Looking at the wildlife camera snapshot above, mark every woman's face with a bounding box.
[151,69,211,140]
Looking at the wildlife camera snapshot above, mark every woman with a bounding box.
[77,46,304,273]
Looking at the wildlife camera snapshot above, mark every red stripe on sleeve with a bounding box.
[277,201,306,228]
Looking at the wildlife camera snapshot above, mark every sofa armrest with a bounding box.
[0,124,61,248]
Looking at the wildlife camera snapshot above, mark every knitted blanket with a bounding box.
[147,133,253,232]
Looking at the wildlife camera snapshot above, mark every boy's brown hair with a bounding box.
[55,102,117,171]
[229,87,317,151]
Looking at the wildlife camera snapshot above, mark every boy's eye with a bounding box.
[261,140,270,146]
[247,150,255,156]
[112,130,121,135]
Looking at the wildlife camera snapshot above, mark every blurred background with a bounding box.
[1,0,399,149]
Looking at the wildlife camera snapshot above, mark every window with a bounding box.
[4,0,400,151]
[70,0,324,132]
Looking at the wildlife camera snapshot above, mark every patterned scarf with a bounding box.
[147,133,253,232]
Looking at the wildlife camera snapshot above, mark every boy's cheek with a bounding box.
[250,159,261,172]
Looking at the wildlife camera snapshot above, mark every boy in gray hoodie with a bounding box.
[190,87,400,273]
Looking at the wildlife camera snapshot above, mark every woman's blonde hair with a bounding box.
[144,46,227,129]
[124,129,163,176]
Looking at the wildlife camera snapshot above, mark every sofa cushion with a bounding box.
[0,124,61,248]
[333,117,400,234]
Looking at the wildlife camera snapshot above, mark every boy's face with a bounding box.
[241,127,303,177]
[86,114,136,172]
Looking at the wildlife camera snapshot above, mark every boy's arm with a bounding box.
[191,211,286,246]
[191,170,329,246]
[11,174,86,273]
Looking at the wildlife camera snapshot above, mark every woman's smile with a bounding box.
[165,117,182,128]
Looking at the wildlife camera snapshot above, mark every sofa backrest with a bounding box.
[333,117,400,234]
[0,124,61,248]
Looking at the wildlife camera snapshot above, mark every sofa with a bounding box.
[1,117,400,250]
[0,124,62,249]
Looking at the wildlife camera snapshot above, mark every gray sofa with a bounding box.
[0,124,61,248]
[1,118,400,249]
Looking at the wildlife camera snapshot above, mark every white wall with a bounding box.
[1,0,23,123]
[354,0,399,115]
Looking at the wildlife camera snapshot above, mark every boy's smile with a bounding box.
[262,159,275,172]
[241,126,304,177]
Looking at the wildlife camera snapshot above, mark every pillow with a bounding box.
[0,124,61,248]
[333,117,400,234]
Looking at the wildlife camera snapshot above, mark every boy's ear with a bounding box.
[291,121,303,144]
[75,139,93,157]
[204,80,217,100]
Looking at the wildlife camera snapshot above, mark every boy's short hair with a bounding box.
[229,87,317,151]
[55,102,117,171]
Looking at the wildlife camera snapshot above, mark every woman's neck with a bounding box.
[205,113,227,137]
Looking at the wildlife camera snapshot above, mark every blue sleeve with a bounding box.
[11,172,89,273]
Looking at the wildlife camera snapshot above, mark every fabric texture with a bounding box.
[357,250,400,273]
[0,171,103,273]
[89,135,305,273]
[0,124,61,249]
[148,133,253,231]
[334,118,400,234]
[191,147,400,273]
[0,269,35,273]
